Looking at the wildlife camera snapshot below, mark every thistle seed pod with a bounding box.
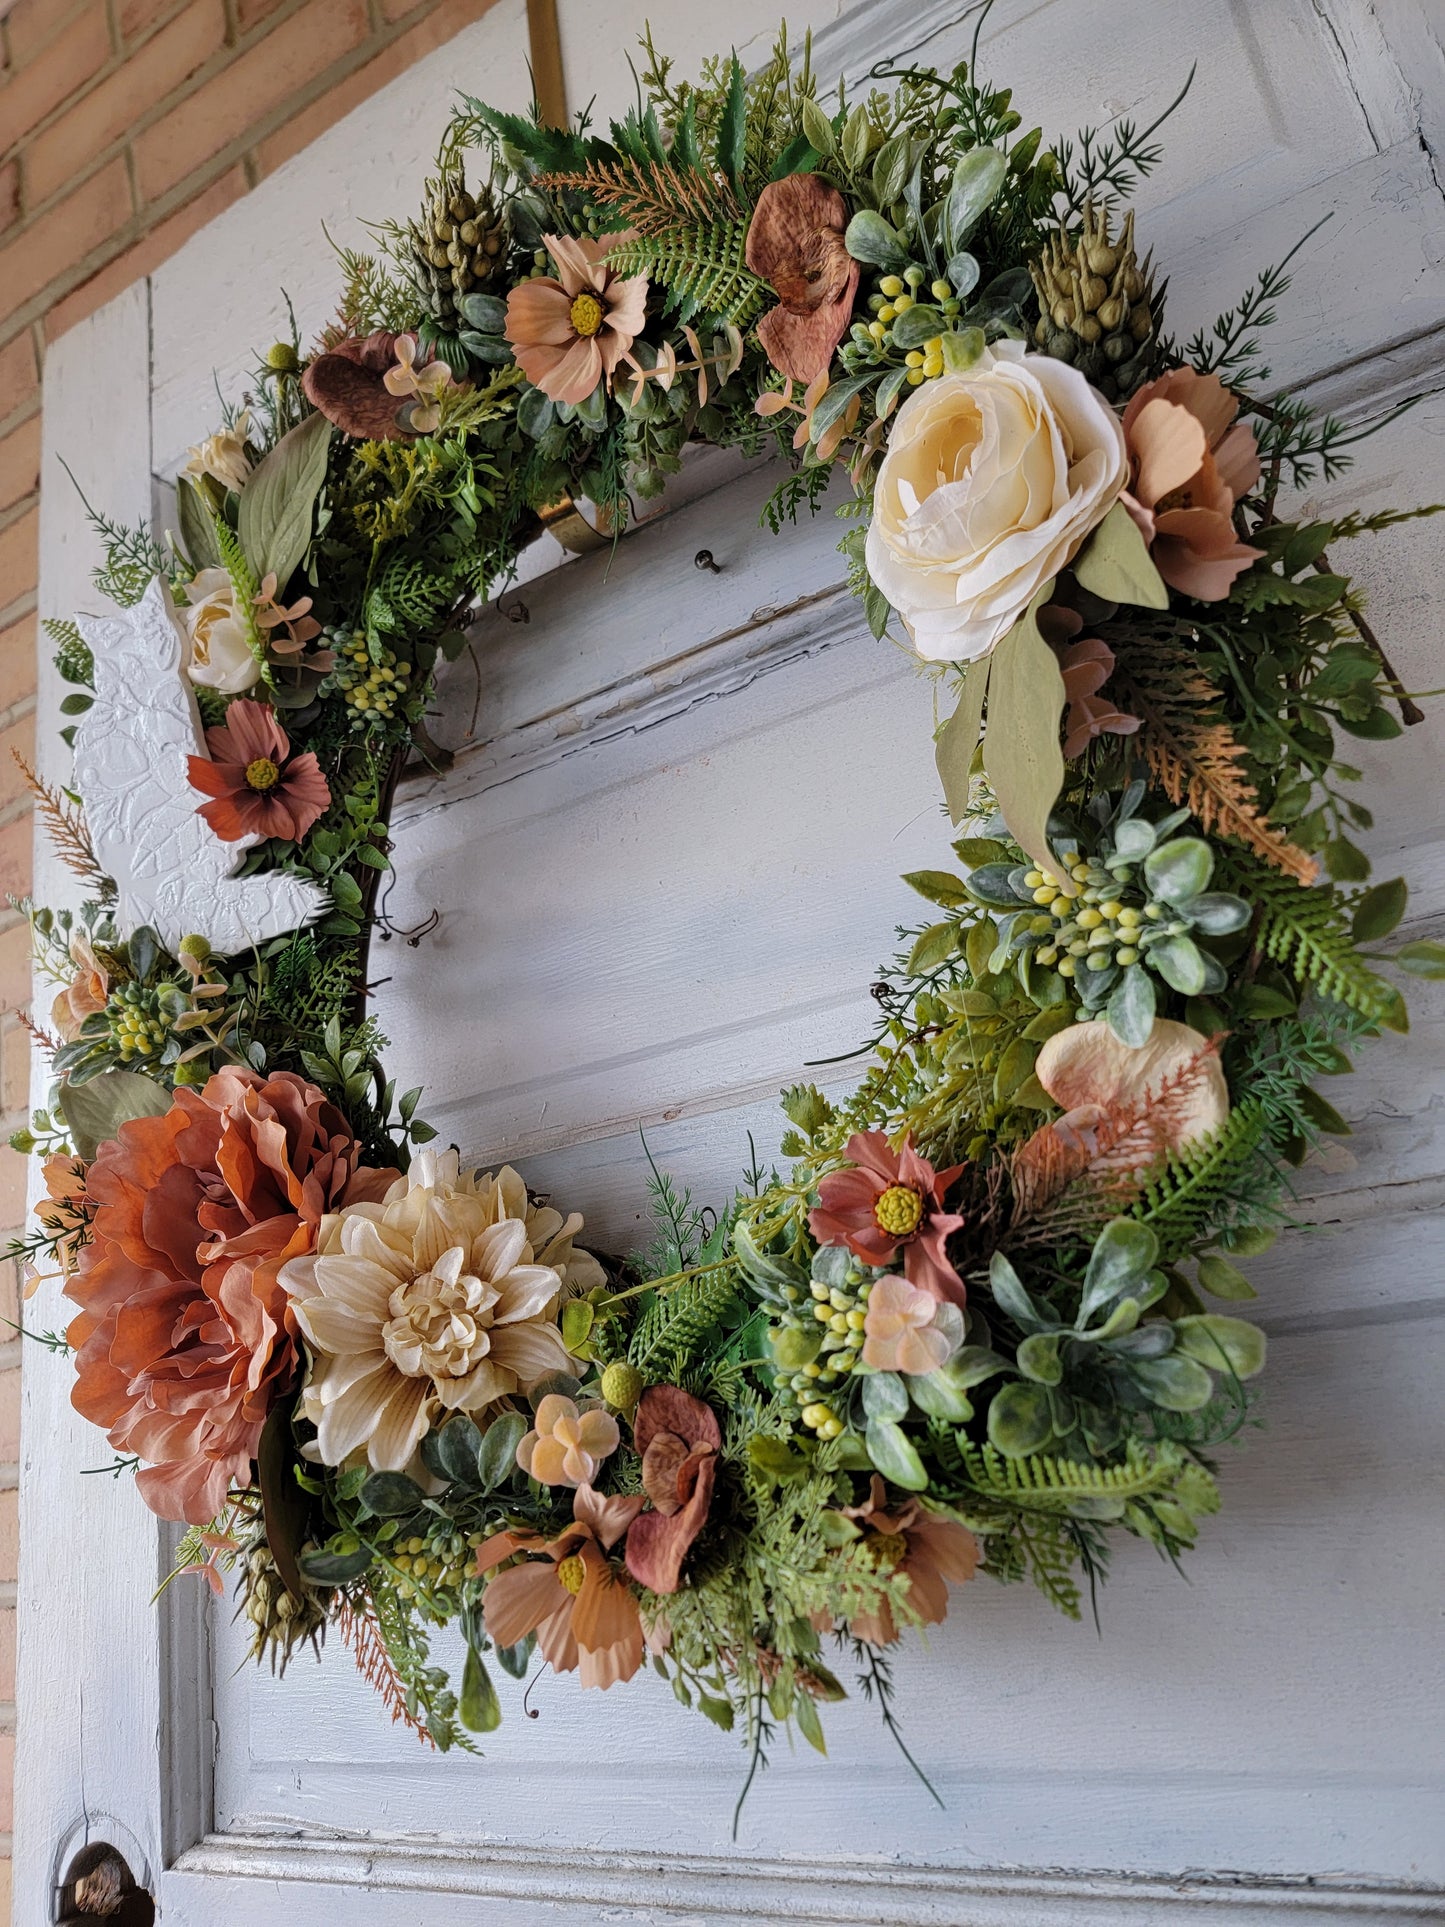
[402,167,510,338]
[1027,197,1161,400]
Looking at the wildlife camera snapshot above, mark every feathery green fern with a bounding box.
[1247,867,1406,1029]
[605,224,768,327]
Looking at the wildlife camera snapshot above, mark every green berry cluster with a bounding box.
[107,982,168,1062]
[389,1526,481,1604]
[325,627,413,723]
[1023,857,1153,980]
[769,1262,874,1439]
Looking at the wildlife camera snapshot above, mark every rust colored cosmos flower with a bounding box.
[477,1483,646,1689]
[504,233,649,406]
[302,331,411,441]
[624,1384,721,1595]
[188,698,331,844]
[1121,366,1262,601]
[744,173,860,385]
[64,1066,388,1525]
[842,1473,978,1646]
[809,1131,966,1306]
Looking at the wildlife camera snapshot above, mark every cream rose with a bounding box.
[865,340,1129,662]
[182,565,262,693]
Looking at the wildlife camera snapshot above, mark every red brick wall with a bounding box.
[0,0,502,1909]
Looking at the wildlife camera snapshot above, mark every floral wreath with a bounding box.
[14,15,1442,1801]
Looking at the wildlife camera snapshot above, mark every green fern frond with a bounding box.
[605,224,768,327]
[1128,1101,1270,1257]
[629,1264,740,1380]
[207,518,272,684]
[367,554,459,640]
[956,1439,1186,1513]
[1247,867,1405,1029]
[539,159,742,237]
[44,618,94,688]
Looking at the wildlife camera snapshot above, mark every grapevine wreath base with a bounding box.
[15,12,1441,1797]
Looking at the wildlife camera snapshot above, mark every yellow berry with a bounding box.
[1071,862,1092,882]
[879,275,904,298]
[1057,957,1076,977]
[930,279,951,301]
[845,1308,868,1330]
[1024,870,1044,887]
[1116,946,1140,965]
[1076,907,1103,930]
[802,1402,830,1428]
[1032,886,1058,905]
[893,292,914,313]
[817,1416,844,1440]
[1099,899,1123,919]
[1067,940,1089,957]
[1117,907,1141,928]
[907,368,925,384]
[813,1301,832,1321]
[878,303,897,324]
[922,355,944,378]
[905,350,925,368]
[868,320,886,341]
[1036,946,1059,965]
[810,1281,830,1301]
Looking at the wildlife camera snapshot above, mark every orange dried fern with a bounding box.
[12,751,109,892]
[538,158,741,236]
[1115,646,1317,885]
[335,1592,437,1749]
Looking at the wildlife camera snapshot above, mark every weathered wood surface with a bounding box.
[20,0,1445,1918]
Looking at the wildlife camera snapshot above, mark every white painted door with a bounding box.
[21,1,1445,1920]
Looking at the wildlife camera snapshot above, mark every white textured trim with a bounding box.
[173,1833,1445,1924]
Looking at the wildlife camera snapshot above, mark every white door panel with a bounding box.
[20,0,1445,1919]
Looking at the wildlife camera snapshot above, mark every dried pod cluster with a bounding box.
[1029,199,1158,399]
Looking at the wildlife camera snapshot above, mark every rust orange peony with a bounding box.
[64,1067,387,1525]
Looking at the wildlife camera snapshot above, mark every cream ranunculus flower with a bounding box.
[184,409,253,493]
[865,340,1129,662]
[182,566,263,693]
[280,1149,574,1472]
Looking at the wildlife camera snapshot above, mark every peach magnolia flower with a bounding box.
[1121,366,1262,600]
[280,1148,573,1473]
[861,1274,963,1376]
[843,1474,978,1647]
[745,174,859,385]
[865,341,1128,662]
[478,1482,646,1689]
[51,928,109,1042]
[504,233,648,406]
[382,333,460,434]
[188,698,331,844]
[518,1394,620,1487]
[64,1067,382,1526]
[624,1384,721,1596]
[809,1132,966,1306]
[303,331,411,442]
[184,410,252,493]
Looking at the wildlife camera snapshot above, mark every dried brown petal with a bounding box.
[302,332,409,441]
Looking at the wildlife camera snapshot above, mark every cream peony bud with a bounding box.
[182,566,264,694]
[864,340,1129,662]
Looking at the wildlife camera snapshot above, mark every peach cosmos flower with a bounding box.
[745,173,860,385]
[50,928,109,1042]
[33,1152,91,1287]
[187,698,331,844]
[1121,366,1262,600]
[518,1394,620,1488]
[64,1067,385,1526]
[478,1482,646,1689]
[861,1274,963,1376]
[841,1474,978,1647]
[504,232,649,405]
[624,1384,721,1596]
[809,1132,966,1306]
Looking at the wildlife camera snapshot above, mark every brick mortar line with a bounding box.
[0,392,40,448]
[0,1585,14,1610]
[0,0,484,354]
[0,488,36,539]
[0,590,35,634]
[0,694,36,735]
[0,795,34,832]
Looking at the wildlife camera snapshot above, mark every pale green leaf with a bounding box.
[981,585,1066,880]
[238,408,332,589]
[936,657,990,824]
[1071,500,1169,608]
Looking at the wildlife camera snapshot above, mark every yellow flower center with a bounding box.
[245,756,281,792]
[873,1184,924,1238]
[556,1552,587,1595]
[568,291,605,338]
[865,1529,909,1572]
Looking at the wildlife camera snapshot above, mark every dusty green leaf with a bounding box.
[176,476,222,571]
[58,1069,172,1162]
[1071,500,1169,608]
[238,407,332,588]
[936,657,990,823]
[982,586,1066,880]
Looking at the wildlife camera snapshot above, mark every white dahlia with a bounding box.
[280,1149,574,1471]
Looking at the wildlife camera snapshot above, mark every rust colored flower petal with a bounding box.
[625,1448,718,1595]
[633,1383,721,1459]
[745,173,861,386]
[302,332,409,441]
